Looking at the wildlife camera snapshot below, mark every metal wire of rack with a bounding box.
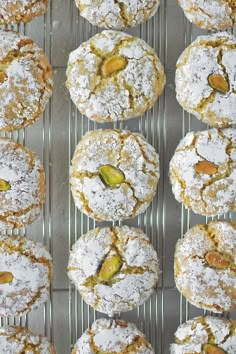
[0,1,235,353]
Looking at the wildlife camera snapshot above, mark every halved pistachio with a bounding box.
[194,161,218,175]
[99,165,125,188]
[205,251,230,270]
[99,255,122,282]
[102,56,127,76]
[208,74,229,94]
[0,71,7,84]
[0,179,11,191]
[203,343,226,354]
[0,272,14,284]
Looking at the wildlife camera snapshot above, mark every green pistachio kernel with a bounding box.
[99,165,125,188]
[0,179,11,191]
[99,255,122,282]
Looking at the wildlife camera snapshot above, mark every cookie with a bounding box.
[66,30,165,123]
[178,0,236,30]
[174,221,236,313]
[68,226,159,316]
[0,235,52,317]
[72,318,154,354]
[0,326,55,353]
[0,30,53,131]
[75,0,160,29]
[175,32,236,128]
[170,316,236,354]
[0,138,45,230]
[169,128,236,216]
[0,0,48,25]
[70,129,160,221]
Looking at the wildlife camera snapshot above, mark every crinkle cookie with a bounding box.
[175,32,236,128]
[72,318,154,354]
[66,30,165,123]
[0,0,48,25]
[70,129,159,221]
[174,221,236,313]
[170,316,236,354]
[0,30,53,131]
[0,138,45,230]
[75,0,160,29]
[169,128,236,216]
[68,226,159,316]
[178,0,236,30]
[0,326,55,353]
[0,235,52,317]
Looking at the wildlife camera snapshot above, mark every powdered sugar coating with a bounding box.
[70,129,159,221]
[170,316,236,354]
[169,128,236,216]
[0,235,52,317]
[68,226,159,316]
[72,318,154,353]
[176,32,236,128]
[174,221,236,313]
[75,0,160,29]
[178,0,236,30]
[0,138,45,229]
[0,30,53,131]
[66,30,165,123]
[0,326,55,353]
[0,0,48,25]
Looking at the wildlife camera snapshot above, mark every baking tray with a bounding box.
[0,1,235,353]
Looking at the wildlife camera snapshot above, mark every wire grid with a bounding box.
[0,1,235,353]
[0,0,53,343]
[68,1,167,352]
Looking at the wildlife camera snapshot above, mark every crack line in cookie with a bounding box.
[0,33,52,130]
[173,130,234,214]
[89,322,152,353]
[70,34,162,121]
[80,227,156,291]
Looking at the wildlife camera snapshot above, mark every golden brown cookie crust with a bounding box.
[170,316,236,353]
[178,0,236,30]
[75,0,160,29]
[0,326,55,353]
[169,128,236,216]
[175,32,236,128]
[174,221,236,313]
[0,137,45,230]
[68,226,159,316]
[0,235,53,317]
[0,0,48,25]
[70,129,160,221]
[66,30,165,123]
[72,319,154,353]
[0,30,53,131]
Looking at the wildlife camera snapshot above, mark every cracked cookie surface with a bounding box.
[0,138,45,230]
[72,318,154,353]
[175,32,236,128]
[0,30,53,131]
[0,0,48,25]
[75,0,160,29]
[0,326,55,353]
[169,128,236,216]
[170,316,236,353]
[0,235,52,317]
[68,226,159,316]
[178,0,236,30]
[70,129,160,221]
[66,30,165,123]
[174,221,236,313]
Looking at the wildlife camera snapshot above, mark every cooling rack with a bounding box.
[0,1,235,353]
